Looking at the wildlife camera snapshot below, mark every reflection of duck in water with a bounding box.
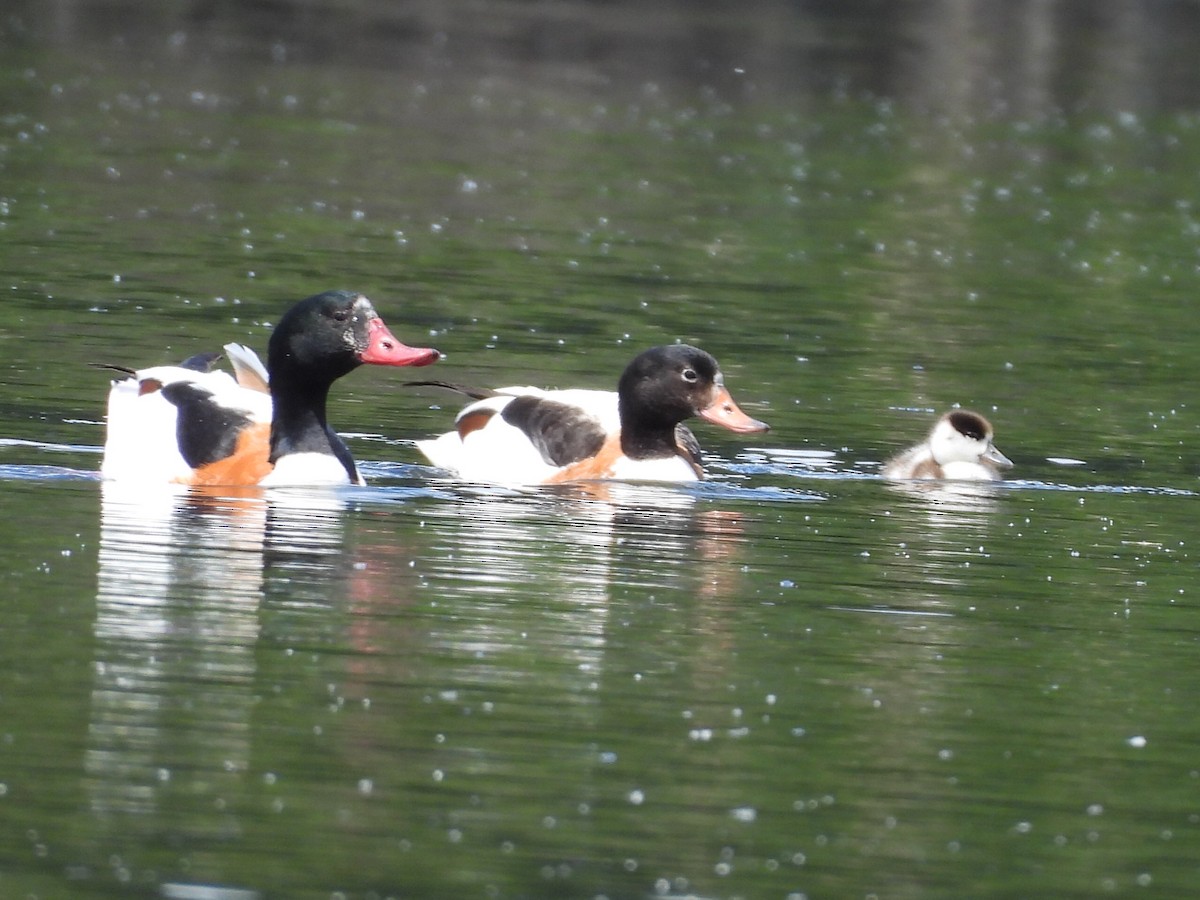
[413,345,768,485]
[100,290,438,487]
[883,410,1012,481]
[372,481,753,677]
[89,483,269,823]
[90,482,350,843]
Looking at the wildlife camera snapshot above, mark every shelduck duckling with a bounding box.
[100,290,439,487]
[414,344,769,485]
[882,410,1012,481]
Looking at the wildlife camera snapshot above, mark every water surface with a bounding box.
[2,3,1200,898]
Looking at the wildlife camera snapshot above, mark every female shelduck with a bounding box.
[414,344,769,485]
[882,409,1013,481]
[100,290,439,487]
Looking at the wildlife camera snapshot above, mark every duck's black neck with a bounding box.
[618,406,682,460]
[269,385,359,482]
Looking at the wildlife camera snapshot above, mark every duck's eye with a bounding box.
[681,368,699,384]
[331,308,350,322]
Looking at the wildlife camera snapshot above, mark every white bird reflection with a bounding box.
[394,482,753,694]
[87,482,346,836]
[874,478,1009,607]
[317,479,759,827]
[884,476,1006,510]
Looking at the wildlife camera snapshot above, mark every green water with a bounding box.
[2,3,1200,898]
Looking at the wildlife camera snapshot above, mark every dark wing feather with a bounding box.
[501,395,607,467]
[160,382,255,468]
[180,351,224,372]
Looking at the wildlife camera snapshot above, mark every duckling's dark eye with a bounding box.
[681,368,699,384]
[331,308,350,323]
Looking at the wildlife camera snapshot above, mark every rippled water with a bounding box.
[4,2,1200,898]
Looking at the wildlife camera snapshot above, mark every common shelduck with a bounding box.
[413,344,769,485]
[100,290,439,487]
[882,410,1012,481]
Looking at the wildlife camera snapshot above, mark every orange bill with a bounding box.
[697,386,769,434]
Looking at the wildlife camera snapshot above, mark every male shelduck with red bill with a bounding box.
[100,290,439,487]
[413,343,769,485]
[882,409,1012,481]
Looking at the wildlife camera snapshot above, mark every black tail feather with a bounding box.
[404,380,500,401]
[91,350,223,378]
[90,363,137,377]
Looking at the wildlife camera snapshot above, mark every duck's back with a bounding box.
[418,388,618,484]
[101,365,272,484]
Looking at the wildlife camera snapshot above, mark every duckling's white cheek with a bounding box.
[945,434,979,463]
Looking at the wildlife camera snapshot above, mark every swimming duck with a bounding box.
[414,344,769,485]
[100,290,439,487]
[882,409,1012,481]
